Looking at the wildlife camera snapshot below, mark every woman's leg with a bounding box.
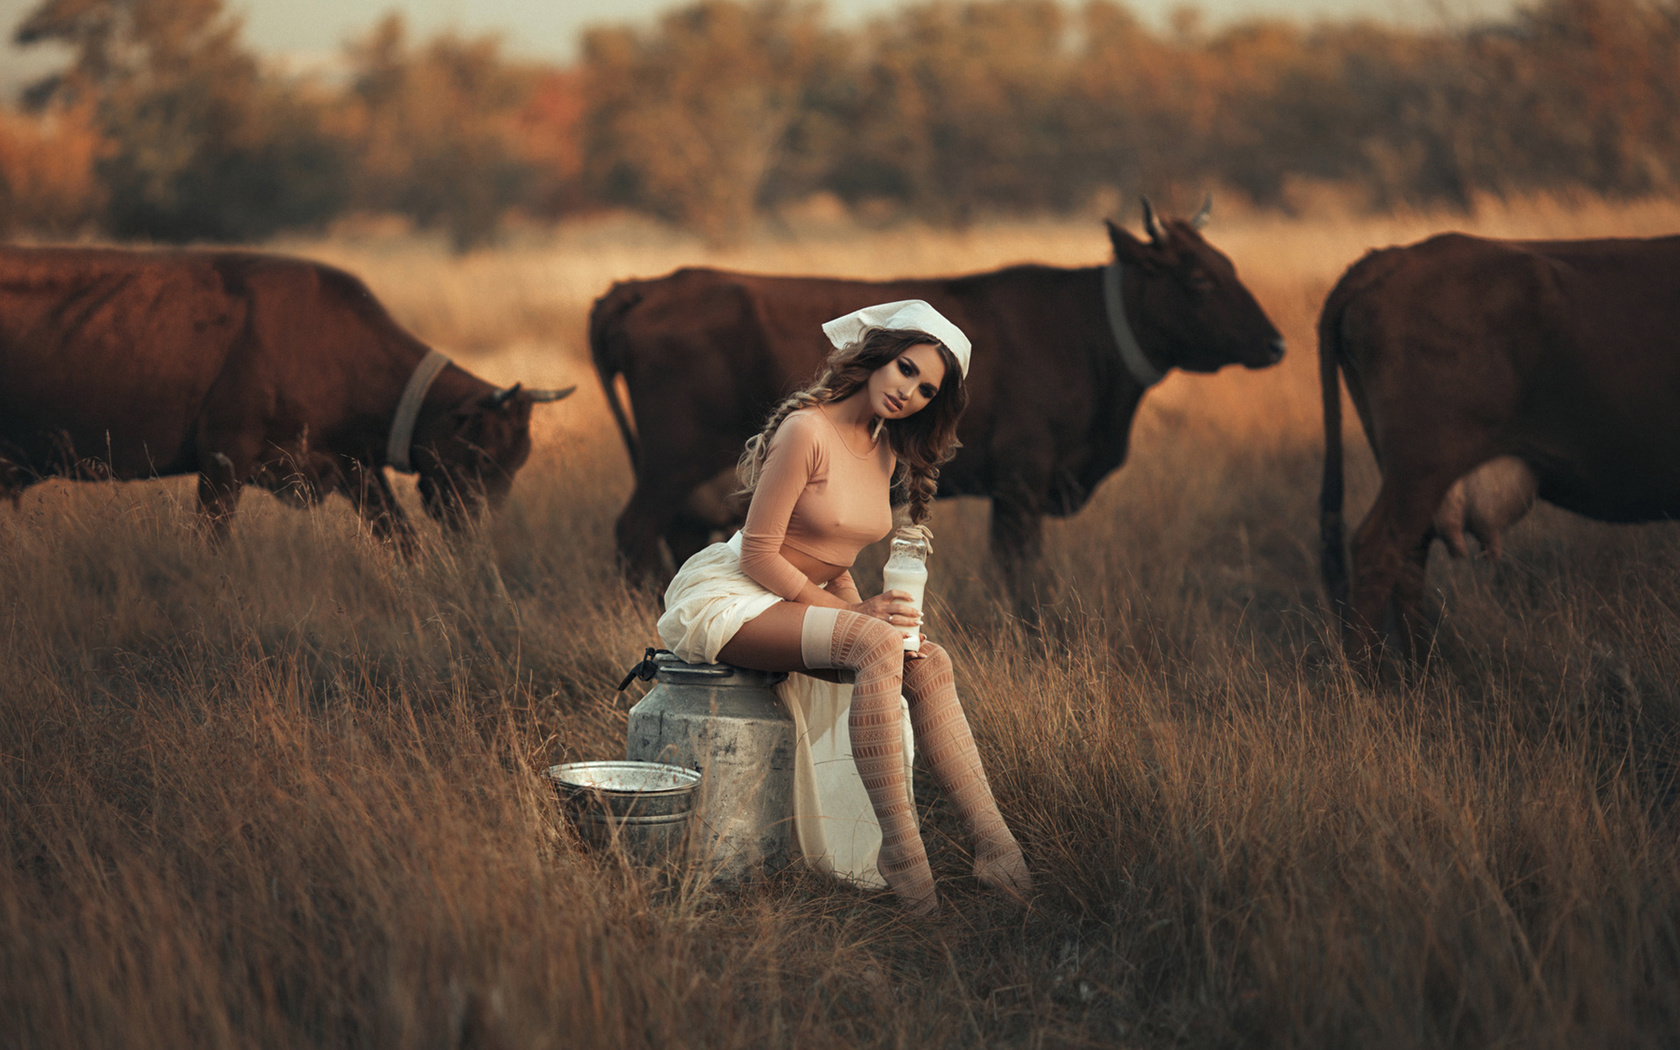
[715,601,808,669]
[901,642,1033,899]
[719,605,936,913]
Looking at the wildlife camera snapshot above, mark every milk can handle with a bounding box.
[616,647,738,692]
[617,647,666,692]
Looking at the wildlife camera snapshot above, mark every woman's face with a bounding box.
[866,342,948,421]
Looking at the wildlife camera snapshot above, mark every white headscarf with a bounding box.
[820,299,972,379]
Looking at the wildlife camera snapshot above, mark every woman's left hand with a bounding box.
[847,590,921,628]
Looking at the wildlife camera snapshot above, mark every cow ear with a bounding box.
[1105,217,1138,251]
[1106,218,1155,268]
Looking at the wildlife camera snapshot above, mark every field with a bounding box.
[7,197,1680,1048]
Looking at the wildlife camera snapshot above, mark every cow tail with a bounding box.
[589,283,643,470]
[1318,281,1352,623]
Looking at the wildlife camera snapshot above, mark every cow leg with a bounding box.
[345,459,418,557]
[1392,532,1436,667]
[667,469,742,568]
[667,513,720,571]
[194,399,271,543]
[614,483,680,588]
[0,455,30,510]
[1347,471,1457,667]
[196,452,245,544]
[615,462,734,589]
[989,443,1059,619]
[990,496,1050,619]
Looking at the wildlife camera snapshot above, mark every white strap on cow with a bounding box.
[386,349,451,474]
[1102,260,1166,388]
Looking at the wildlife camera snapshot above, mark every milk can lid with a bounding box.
[652,651,788,687]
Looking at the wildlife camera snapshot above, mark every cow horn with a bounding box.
[1191,193,1212,230]
[1141,197,1164,243]
[491,383,523,407]
[525,385,577,403]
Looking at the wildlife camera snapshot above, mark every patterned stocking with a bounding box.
[823,610,937,913]
[901,642,1032,900]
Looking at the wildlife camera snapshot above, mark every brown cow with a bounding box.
[1319,231,1680,662]
[0,246,573,547]
[591,204,1286,602]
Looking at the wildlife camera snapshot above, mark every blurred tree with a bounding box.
[582,0,836,244]
[0,101,107,237]
[518,69,588,218]
[342,14,568,251]
[15,0,350,242]
[845,0,1076,222]
[11,0,1677,244]
[1071,0,1202,209]
[1191,20,1451,210]
[1462,0,1680,198]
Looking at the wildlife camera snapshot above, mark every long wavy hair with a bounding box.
[737,328,968,525]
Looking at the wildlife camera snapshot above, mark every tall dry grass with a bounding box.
[7,197,1680,1048]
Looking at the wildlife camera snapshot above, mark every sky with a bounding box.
[1,0,1516,95]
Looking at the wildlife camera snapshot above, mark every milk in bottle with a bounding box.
[881,527,930,651]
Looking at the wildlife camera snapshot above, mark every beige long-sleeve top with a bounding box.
[737,407,896,600]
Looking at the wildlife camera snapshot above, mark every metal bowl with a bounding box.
[543,760,702,861]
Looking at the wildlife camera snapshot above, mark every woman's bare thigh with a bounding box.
[717,603,911,681]
[716,601,811,672]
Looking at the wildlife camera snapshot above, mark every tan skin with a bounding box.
[718,342,948,670]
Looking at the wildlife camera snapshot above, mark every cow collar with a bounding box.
[1102,260,1166,388]
[387,349,452,473]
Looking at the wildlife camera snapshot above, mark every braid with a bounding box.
[736,388,827,493]
[901,462,943,526]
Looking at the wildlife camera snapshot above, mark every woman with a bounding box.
[656,300,1031,914]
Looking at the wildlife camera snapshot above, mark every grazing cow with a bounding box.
[0,246,573,548]
[591,203,1286,602]
[1319,231,1680,662]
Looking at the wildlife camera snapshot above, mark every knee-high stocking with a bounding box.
[901,642,1032,899]
[818,610,936,913]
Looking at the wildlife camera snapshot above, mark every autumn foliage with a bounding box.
[3,0,1680,246]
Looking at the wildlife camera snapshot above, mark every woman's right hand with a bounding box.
[849,590,921,630]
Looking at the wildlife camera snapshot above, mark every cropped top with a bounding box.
[738,407,896,600]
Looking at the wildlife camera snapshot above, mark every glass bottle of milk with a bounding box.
[881,527,930,652]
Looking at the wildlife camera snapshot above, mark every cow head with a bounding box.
[1106,198,1285,374]
[412,383,574,529]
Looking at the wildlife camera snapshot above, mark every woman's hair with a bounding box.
[737,328,968,525]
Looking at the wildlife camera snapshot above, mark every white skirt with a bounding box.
[657,532,915,889]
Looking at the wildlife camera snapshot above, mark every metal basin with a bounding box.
[544,760,702,864]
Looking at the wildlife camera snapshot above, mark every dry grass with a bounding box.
[8,196,1680,1048]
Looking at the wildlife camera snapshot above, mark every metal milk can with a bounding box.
[624,651,796,883]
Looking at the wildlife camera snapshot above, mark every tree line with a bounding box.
[3,0,1678,248]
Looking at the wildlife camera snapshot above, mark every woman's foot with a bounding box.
[878,846,940,915]
[897,885,940,916]
[975,836,1033,902]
